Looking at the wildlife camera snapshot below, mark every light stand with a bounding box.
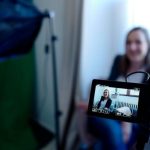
[46,11,61,150]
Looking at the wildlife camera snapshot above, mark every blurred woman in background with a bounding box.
[78,27,150,150]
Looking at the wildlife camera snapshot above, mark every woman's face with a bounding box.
[103,90,109,99]
[126,30,149,64]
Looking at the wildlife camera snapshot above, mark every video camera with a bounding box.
[88,79,150,123]
[87,72,150,149]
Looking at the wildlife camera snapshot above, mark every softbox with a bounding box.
[0,0,46,58]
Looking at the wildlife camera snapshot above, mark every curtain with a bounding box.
[0,51,37,150]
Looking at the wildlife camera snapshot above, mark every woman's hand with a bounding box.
[76,101,88,112]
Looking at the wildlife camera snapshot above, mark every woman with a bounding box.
[79,27,150,150]
[97,89,112,109]
[109,27,150,82]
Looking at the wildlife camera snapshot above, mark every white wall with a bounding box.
[79,0,149,101]
[79,0,132,101]
[130,0,150,30]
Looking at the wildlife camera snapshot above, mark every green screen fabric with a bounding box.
[0,52,37,150]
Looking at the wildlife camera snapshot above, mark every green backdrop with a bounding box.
[0,52,37,150]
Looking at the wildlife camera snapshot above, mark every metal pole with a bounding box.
[48,11,60,150]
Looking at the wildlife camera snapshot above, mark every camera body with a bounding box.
[88,79,150,123]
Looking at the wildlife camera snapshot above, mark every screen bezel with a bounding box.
[88,79,148,123]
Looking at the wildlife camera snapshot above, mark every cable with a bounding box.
[125,71,150,83]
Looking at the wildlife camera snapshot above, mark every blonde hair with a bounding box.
[103,89,110,98]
